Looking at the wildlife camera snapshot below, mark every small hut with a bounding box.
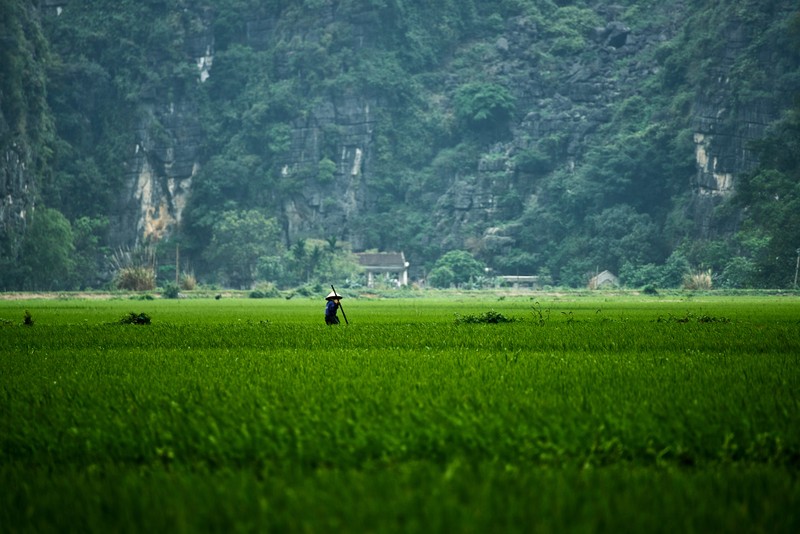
[356,252,410,287]
[588,270,619,289]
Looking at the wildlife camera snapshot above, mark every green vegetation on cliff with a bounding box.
[1,0,798,290]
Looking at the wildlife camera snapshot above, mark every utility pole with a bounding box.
[794,248,799,289]
[175,244,180,286]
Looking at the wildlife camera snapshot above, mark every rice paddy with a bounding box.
[1,293,799,532]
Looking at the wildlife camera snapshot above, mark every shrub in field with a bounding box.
[428,266,455,288]
[642,284,658,295]
[683,269,713,290]
[111,245,157,291]
[119,312,151,325]
[180,272,197,291]
[161,283,180,299]
[655,311,730,323]
[294,284,322,297]
[454,310,517,324]
[696,313,730,323]
[249,283,281,299]
[114,266,156,291]
[430,250,486,288]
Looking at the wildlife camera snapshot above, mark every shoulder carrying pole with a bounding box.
[331,285,349,325]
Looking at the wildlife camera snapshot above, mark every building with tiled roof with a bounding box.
[356,252,410,287]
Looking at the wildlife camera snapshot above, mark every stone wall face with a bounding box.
[107,4,378,248]
[0,143,35,254]
[431,8,686,249]
[1,2,48,261]
[686,1,797,237]
[95,2,797,250]
[16,1,797,260]
[111,6,213,247]
[116,101,204,246]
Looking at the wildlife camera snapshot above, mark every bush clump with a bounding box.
[111,246,157,291]
[119,312,151,325]
[162,283,180,299]
[656,311,730,324]
[180,272,197,291]
[114,267,156,291]
[683,270,713,290]
[454,310,517,324]
[249,283,281,299]
[642,284,659,295]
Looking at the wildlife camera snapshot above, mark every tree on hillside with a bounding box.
[203,210,283,289]
[453,82,515,131]
[71,216,110,289]
[274,238,362,288]
[16,208,75,291]
[428,250,486,288]
[735,105,800,287]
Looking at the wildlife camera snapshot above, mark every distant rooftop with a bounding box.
[356,252,410,287]
[357,252,408,269]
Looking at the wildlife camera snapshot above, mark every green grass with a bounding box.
[1,294,799,532]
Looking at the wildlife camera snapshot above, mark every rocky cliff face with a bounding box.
[280,94,375,248]
[29,0,799,267]
[0,1,50,261]
[241,8,378,248]
[431,1,797,252]
[687,4,798,237]
[106,3,378,248]
[111,6,214,247]
[116,100,204,246]
[0,141,35,255]
[432,7,681,249]
[83,1,796,254]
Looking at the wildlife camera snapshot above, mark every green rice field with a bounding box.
[1,293,799,532]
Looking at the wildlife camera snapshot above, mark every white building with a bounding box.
[356,252,410,287]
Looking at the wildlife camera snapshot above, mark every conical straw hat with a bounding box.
[325,290,343,300]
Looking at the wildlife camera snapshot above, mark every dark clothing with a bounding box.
[325,300,340,325]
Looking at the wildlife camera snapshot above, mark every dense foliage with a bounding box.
[1,0,798,290]
[733,96,800,287]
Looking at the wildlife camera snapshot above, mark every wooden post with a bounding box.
[331,285,349,325]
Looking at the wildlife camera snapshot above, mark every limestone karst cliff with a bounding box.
[2,0,798,288]
[1,0,52,272]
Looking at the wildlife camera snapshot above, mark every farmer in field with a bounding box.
[325,290,342,325]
